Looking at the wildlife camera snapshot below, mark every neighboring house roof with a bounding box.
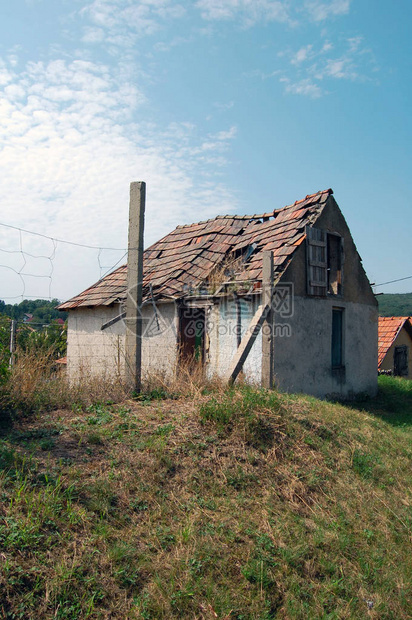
[378,316,412,368]
[58,188,333,310]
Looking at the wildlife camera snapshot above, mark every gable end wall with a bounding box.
[273,196,378,398]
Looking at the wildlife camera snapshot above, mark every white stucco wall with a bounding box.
[141,302,178,378]
[67,305,126,380]
[206,296,262,383]
[67,302,178,381]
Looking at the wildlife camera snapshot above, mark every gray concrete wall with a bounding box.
[273,295,378,398]
[275,195,378,397]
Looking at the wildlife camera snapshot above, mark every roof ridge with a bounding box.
[174,189,333,230]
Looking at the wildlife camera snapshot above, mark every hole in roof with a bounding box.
[233,242,258,262]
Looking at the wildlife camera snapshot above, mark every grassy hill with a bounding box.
[0,378,411,619]
[378,292,412,317]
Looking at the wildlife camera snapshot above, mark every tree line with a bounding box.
[0,299,68,324]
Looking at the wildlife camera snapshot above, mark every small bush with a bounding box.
[200,386,281,425]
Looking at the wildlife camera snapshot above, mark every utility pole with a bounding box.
[125,181,146,392]
[261,251,274,389]
[9,319,16,368]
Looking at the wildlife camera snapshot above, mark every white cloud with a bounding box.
[213,101,235,111]
[80,0,186,46]
[81,27,105,43]
[0,54,238,301]
[215,126,237,140]
[304,0,351,22]
[278,34,376,96]
[153,35,191,52]
[280,77,322,98]
[195,0,291,26]
[322,41,333,52]
[78,0,355,47]
[291,44,313,65]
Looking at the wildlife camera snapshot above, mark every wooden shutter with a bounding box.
[306,226,327,296]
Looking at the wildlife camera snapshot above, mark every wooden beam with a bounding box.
[101,311,126,331]
[124,181,146,392]
[261,251,274,389]
[225,303,270,384]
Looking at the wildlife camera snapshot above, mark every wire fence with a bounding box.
[0,221,129,302]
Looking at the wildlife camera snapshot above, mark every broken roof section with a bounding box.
[378,316,412,368]
[58,188,332,310]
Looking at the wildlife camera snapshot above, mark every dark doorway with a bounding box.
[179,306,205,365]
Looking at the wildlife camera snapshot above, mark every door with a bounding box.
[179,306,205,365]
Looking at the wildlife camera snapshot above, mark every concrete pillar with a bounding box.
[125,181,146,392]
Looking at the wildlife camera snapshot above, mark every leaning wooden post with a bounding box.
[125,181,146,392]
[261,251,274,389]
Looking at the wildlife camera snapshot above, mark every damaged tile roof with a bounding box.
[58,188,333,310]
[378,316,412,368]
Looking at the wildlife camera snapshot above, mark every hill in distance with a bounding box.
[377,292,412,317]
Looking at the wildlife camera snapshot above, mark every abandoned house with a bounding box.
[378,316,412,378]
[58,188,378,398]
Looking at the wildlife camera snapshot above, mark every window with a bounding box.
[394,345,408,377]
[306,226,343,296]
[327,233,343,295]
[331,308,344,369]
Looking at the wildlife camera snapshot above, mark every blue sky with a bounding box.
[0,0,411,301]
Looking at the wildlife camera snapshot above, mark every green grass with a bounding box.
[354,375,412,427]
[0,377,411,618]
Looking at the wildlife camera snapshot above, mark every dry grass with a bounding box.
[2,350,226,418]
[0,363,411,619]
[142,358,227,402]
[1,348,129,416]
[206,254,248,294]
